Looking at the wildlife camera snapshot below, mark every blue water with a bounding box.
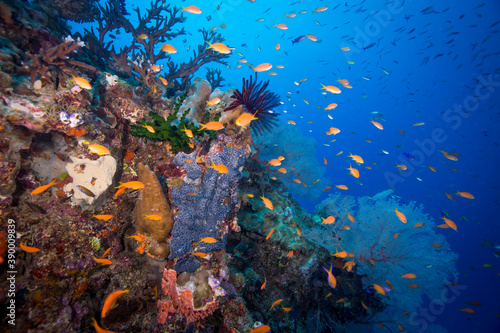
[73,0,500,331]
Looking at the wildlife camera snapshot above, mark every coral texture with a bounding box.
[63,155,117,207]
[168,139,248,272]
[157,269,219,324]
[133,163,173,258]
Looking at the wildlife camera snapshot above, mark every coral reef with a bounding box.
[129,91,217,154]
[304,191,459,330]
[157,268,220,324]
[25,35,97,88]
[86,0,228,92]
[133,163,173,259]
[63,155,117,207]
[229,160,381,332]
[168,136,249,272]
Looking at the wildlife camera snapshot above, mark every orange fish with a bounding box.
[321,84,341,94]
[398,324,405,332]
[20,241,40,253]
[287,250,294,257]
[361,301,369,310]
[323,263,337,288]
[288,120,296,125]
[160,44,177,54]
[249,325,271,333]
[102,290,129,317]
[143,214,162,220]
[386,280,394,290]
[277,167,287,174]
[440,150,458,161]
[71,75,92,90]
[198,121,224,131]
[373,284,386,295]
[321,216,335,224]
[325,103,338,110]
[236,111,258,128]
[323,186,332,192]
[394,232,399,239]
[208,161,228,174]
[159,76,168,85]
[347,164,359,178]
[313,6,328,12]
[333,250,348,258]
[407,284,420,288]
[261,195,273,210]
[349,153,364,164]
[261,277,266,290]
[371,120,384,130]
[336,298,346,303]
[88,144,111,155]
[92,214,113,221]
[427,165,437,172]
[413,222,424,228]
[394,208,407,223]
[91,318,117,333]
[199,237,217,244]
[455,191,474,199]
[182,126,193,138]
[182,5,202,14]
[206,42,231,54]
[266,227,276,240]
[347,213,355,223]
[275,43,280,50]
[281,305,292,311]
[431,243,443,248]
[190,252,208,257]
[115,181,145,189]
[306,34,318,41]
[93,257,113,265]
[401,273,416,279]
[336,185,348,190]
[325,127,341,135]
[254,63,273,72]
[460,308,475,314]
[442,217,458,231]
[114,187,127,197]
[30,179,58,195]
[270,298,283,310]
[445,192,454,200]
[273,23,288,30]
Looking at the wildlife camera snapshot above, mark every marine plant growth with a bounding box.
[129,92,218,154]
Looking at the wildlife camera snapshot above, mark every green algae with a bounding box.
[129,92,218,154]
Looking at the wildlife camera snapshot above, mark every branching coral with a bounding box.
[85,0,228,91]
[24,35,96,87]
[165,29,230,91]
[224,73,281,136]
[85,0,185,77]
[205,67,225,90]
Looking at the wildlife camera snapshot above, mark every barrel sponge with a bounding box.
[133,163,173,258]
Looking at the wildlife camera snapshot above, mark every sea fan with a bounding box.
[225,74,281,135]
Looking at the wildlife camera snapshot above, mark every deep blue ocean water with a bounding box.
[73,1,500,331]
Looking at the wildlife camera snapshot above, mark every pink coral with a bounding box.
[157,269,219,324]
